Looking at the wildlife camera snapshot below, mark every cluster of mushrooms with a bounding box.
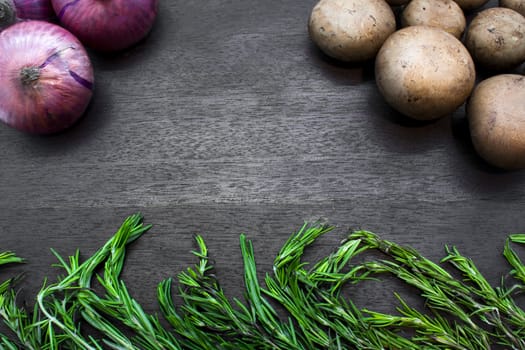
[308,0,525,170]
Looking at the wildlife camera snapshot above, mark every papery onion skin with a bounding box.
[14,0,55,22]
[0,20,94,134]
[51,0,158,52]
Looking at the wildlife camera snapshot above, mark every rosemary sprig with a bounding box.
[0,252,23,267]
[0,251,23,296]
[1,214,525,349]
[504,234,525,285]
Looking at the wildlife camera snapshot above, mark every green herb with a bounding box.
[1,214,525,349]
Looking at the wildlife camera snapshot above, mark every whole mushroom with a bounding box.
[375,26,476,121]
[401,0,466,39]
[308,0,396,62]
[465,7,525,71]
[467,74,525,169]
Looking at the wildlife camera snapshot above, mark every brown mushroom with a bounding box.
[308,0,396,62]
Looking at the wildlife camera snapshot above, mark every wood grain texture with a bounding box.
[0,0,523,332]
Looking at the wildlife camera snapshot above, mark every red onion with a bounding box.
[13,0,55,21]
[0,0,55,29]
[0,20,94,134]
[51,0,158,52]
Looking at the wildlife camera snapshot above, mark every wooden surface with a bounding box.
[1,0,524,326]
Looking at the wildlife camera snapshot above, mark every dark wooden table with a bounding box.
[1,0,524,333]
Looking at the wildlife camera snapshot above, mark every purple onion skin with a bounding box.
[52,0,158,52]
[14,0,56,22]
[0,20,94,134]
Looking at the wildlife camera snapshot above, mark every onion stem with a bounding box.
[19,67,41,86]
